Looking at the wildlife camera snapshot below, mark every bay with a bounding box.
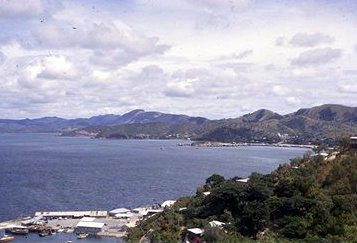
[0,133,308,223]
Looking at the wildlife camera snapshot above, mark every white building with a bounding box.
[236,178,249,183]
[132,207,148,216]
[209,220,225,228]
[109,208,131,216]
[75,221,104,235]
[35,211,107,218]
[161,200,176,208]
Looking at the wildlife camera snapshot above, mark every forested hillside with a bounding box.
[127,142,357,243]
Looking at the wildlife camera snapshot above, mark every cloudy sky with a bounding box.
[1,0,357,119]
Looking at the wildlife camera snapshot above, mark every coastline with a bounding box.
[0,202,170,241]
[185,141,315,149]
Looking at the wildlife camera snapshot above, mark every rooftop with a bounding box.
[76,221,104,229]
[187,228,204,235]
[109,208,131,214]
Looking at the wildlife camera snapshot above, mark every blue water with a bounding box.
[9,233,122,243]
[0,133,308,223]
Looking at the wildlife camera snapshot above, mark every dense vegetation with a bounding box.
[127,145,357,243]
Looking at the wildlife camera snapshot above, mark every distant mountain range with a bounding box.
[0,109,208,133]
[1,104,356,145]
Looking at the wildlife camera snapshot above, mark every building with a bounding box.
[236,178,249,183]
[21,216,43,226]
[109,208,131,216]
[75,221,104,235]
[209,220,225,228]
[186,228,204,243]
[35,211,107,219]
[146,209,164,216]
[161,200,176,208]
[132,207,148,216]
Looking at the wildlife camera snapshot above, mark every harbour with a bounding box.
[0,133,310,242]
[0,134,308,223]
[0,201,171,242]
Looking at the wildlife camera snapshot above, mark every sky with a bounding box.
[0,0,357,119]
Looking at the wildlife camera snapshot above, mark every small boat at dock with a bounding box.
[0,235,15,242]
[39,231,50,237]
[5,226,29,235]
[77,233,89,239]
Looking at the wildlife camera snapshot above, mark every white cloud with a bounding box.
[289,32,335,47]
[186,0,252,11]
[338,83,357,94]
[33,20,169,54]
[272,85,289,96]
[234,49,253,59]
[275,37,285,46]
[291,48,342,66]
[165,79,196,98]
[286,96,301,105]
[0,0,356,119]
[37,55,78,80]
[91,70,112,82]
[0,51,6,65]
[89,50,139,68]
[0,0,45,19]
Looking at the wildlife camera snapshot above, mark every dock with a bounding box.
[0,201,174,239]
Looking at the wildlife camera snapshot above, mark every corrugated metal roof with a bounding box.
[80,217,96,222]
[35,211,107,217]
[76,221,104,229]
[109,208,131,214]
[187,228,204,235]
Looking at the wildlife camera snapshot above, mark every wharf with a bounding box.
[0,215,139,238]
[0,202,172,240]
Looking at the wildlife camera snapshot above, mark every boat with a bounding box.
[39,231,50,237]
[77,233,89,239]
[5,227,29,235]
[0,235,14,242]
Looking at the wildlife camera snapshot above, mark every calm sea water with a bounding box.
[6,233,122,243]
[0,133,308,223]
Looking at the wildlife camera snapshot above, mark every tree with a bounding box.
[206,174,225,188]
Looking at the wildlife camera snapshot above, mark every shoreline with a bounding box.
[0,203,171,240]
[182,141,315,149]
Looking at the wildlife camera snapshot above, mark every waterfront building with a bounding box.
[109,208,131,216]
[35,211,107,219]
[75,221,104,235]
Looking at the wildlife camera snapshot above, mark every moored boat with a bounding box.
[5,227,29,235]
[77,233,89,239]
[39,231,50,237]
[0,235,15,242]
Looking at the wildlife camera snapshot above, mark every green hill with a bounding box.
[65,104,357,146]
[127,144,357,243]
